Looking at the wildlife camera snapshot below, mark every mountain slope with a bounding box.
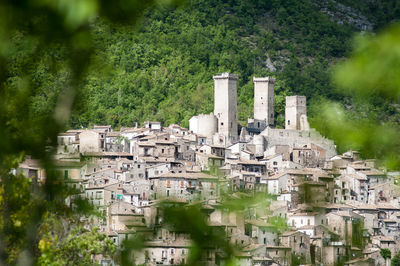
[29,0,395,128]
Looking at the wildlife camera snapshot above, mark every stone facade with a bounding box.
[253,77,275,130]
[213,73,238,142]
[285,96,307,130]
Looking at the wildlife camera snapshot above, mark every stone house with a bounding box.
[243,244,291,266]
[57,132,80,154]
[325,211,364,248]
[80,129,106,153]
[287,211,325,234]
[146,163,170,179]
[93,125,112,133]
[264,172,289,195]
[105,131,129,153]
[321,242,347,265]
[144,121,162,131]
[292,181,328,205]
[123,178,151,207]
[260,154,283,173]
[279,230,311,264]
[150,170,218,201]
[245,220,278,245]
[107,201,145,231]
[196,152,224,171]
[226,142,247,158]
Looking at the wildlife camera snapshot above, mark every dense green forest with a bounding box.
[13,0,400,128]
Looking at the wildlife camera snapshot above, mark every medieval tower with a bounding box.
[253,77,275,129]
[213,73,238,141]
[285,95,307,130]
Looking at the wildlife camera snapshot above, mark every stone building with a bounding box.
[285,96,307,130]
[80,130,105,153]
[213,73,238,143]
[189,114,217,142]
[150,170,218,201]
[253,77,275,130]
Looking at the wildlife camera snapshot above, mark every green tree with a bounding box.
[0,0,181,264]
[37,217,116,266]
[311,24,400,169]
[381,248,392,266]
[393,253,400,266]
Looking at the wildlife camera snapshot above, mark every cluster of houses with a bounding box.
[18,73,400,265]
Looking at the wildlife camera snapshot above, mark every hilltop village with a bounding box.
[18,73,400,265]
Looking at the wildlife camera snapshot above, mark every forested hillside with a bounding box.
[18,0,400,128]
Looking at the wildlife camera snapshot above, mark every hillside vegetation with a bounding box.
[15,0,400,128]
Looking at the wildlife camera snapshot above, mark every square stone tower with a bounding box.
[213,73,238,141]
[285,96,307,130]
[253,77,275,129]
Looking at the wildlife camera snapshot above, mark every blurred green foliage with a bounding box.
[393,252,400,266]
[38,220,116,266]
[311,24,400,169]
[0,0,181,264]
[381,248,392,261]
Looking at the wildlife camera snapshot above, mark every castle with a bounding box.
[189,72,336,161]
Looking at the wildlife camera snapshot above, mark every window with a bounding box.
[167,190,170,197]
[288,120,290,125]
[162,149,165,153]
[221,122,224,126]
